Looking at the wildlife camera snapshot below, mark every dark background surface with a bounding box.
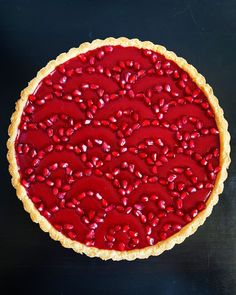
[1,0,236,294]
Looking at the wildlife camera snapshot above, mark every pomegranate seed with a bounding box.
[157,69,164,75]
[106,235,115,243]
[176,132,182,141]
[59,199,65,208]
[148,176,158,183]
[42,210,51,219]
[177,183,185,192]
[76,207,84,215]
[104,45,113,53]
[160,232,167,240]
[196,121,203,129]
[36,175,45,182]
[166,206,174,213]
[68,231,76,240]
[213,148,220,157]
[178,98,185,105]
[86,229,95,240]
[162,223,171,232]
[66,202,76,209]
[54,224,62,232]
[173,224,182,231]
[171,191,180,197]
[164,84,171,92]
[128,230,138,238]
[85,240,95,247]
[205,182,214,189]
[96,50,104,60]
[31,197,41,203]
[188,186,197,193]
[131,238,140,245]
[176,210,184,217]
[197,202,206,211]
[147,236,155,246]
[147,212,154,221]
[158,200,166,210]
[118,243,126,251]
[173,167,184,174]
[191,209,198,218]
[124,206,132,214]
[211,128,219,135]
[64,224,74,230]
[176,198,183,209]
[201,158,208,166]
[144,224,152,235]
[168,174,177,182]
[185,214,192,222]
[192,88,201,98]
[32,158,40,167]
[142,49,152,56]
[150,53,157,63]
[214,166,221,173]
[173,70,180,79]
[168,182,175,190]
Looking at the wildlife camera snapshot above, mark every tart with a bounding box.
[7,37,230,260]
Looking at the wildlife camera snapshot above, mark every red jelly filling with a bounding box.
[15,45,220,251]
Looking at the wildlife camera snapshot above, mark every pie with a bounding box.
[7,37,230,260]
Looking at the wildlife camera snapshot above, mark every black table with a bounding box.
[1,1,235,294]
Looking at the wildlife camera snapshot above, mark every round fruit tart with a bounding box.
[7,37,230,260]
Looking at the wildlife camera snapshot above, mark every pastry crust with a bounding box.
[7,37,231,261]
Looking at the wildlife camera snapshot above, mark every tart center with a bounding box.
[15,45,220,251]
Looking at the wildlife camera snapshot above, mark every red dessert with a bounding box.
[14,45,221,252]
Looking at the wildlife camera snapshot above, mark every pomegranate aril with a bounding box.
[173,167,184,174]
[185,214,192,222]
[197,202,206,211]
[164,84,171,92]
[36,175,45,182]
[176,210,184,217]
[213,148,220,157]
[158,199,166,210]
[131,238,140,245]
[160,232,167,240]
[128,230,138,238]
[147,212,154,221]
[177,183,185,192]
[173,224,182,231]
[54,224,62,232]
[166,206,174,213]
[68,231,77,240]
[125,207,132,214]
[64,224,74,230]
[25,168,34,175]
[32,197,41,203]
[147,236,155,246]
[106,235,115,243]
[157,69,164,75]
[176,198,183,209]
[191,209,198,218]
[168,174,177,182]
[32,158,40,167]
[214,166,221,173]
[50,205,60,213]
[118,243,126,251]
[162,223,171,232]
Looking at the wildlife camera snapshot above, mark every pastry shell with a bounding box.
[7,37,231,260]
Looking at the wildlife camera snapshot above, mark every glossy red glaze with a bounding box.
[15,46,220,250]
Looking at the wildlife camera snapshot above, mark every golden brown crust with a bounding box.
[7,37,231,261]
